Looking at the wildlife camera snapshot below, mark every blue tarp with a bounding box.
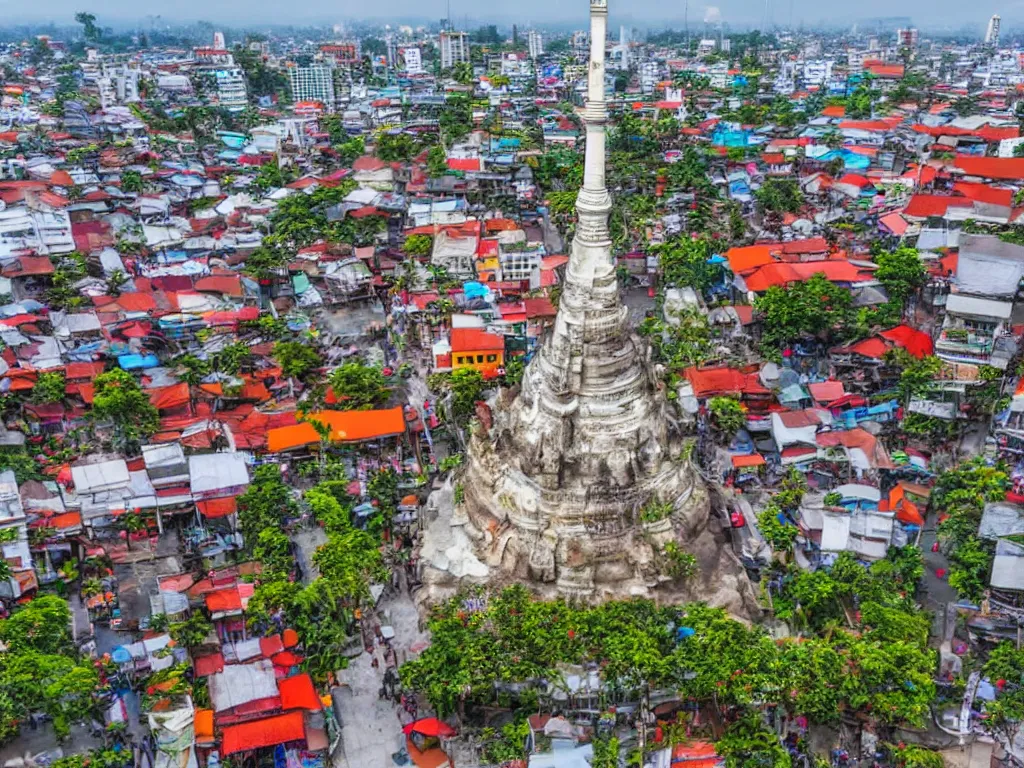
[463,281,489,300]
[118,353,159,370]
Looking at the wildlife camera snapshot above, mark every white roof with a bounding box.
[944,293,1013,320]
[143,443,186,469]
[188,453,249,495]
[71,459,131,494]
[208,659,279,712]
[991,539,1024,591]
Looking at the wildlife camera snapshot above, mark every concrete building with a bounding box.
[528,30,544,59]
[985,14,1001,45]
[289,63,337,110]
[439,30,470,69]
[402,46,423,75]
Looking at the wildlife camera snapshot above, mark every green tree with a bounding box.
[119,169,144,193]
[375,132,417,162]
[75,11,101,42]
[654,236,719,294]
[272,341,322,381]
[754,273,853,348]
[31,371,66,404]
[875,246,926,307]
[426,144,448,178]
[947,536,993,603]
[758,504,799,552]
[91,369,159,452]
[755,177,803,214]
[708,396,745,436]
[237,465,299,554]
[716,713,791,768]
[0,595,73,655]
[404,234,433,257]
[170,612,213,648]
[327,363,390,410]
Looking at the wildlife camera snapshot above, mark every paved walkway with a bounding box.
[333,587,429,768]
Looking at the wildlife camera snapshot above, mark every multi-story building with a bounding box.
[986,14,1001,46]
[210,67,248,110]
[0,470,34,600]
[289,63,336,110]
[439,30,470,69]
[193,46,248,111]
[571,30,589,60]
[321,42,360,65]
[528,30,544,59]
[802,59,834,87]
[896,27,918,48]
[403,46,423,75]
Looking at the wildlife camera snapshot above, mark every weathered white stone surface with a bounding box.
[419,0,756,617]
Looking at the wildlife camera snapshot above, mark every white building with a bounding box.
[802,59,833,87]
[986,14,1001,46]
[640,60,659,93]
[0,470,33,600]
[528,30,544,59]
[212,67,248,110]
[289,63,336,109]
[402,46,423,75]
[439,30,470,69]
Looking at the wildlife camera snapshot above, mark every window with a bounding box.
[477,355,484,363]
[486,354,497,362]
[456,356,464,364]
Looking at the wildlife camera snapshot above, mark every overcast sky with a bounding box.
[17,0,1003,29]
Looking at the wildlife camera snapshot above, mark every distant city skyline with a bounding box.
[3,0,1014,33]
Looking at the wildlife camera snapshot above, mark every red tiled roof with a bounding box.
[447,158,481,172]
[220,712,306,756]
[903,194,972,218]
[278,673,322,711]
[955,156,1024,181]
[879,324,934,358]
[780,237,828,255]
[952,181,1014,207]
[205,588,242,613]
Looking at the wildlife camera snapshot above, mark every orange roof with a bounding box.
[450,328,505,352]
[725,244,776,274]
[866,63,905,78]
[671,741,720,768]
[821,105,846,118]
[732,453,766,468]
[49,170,74,186]
[197,496,238,519]
[221,711,306,756]
[194,709,214,746]
[194,275,243,296]
[205,588,242,613]
[743,262,801,291]
[266,407,407,452]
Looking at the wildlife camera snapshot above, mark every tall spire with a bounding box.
[572,0,614,288]
[418,0,758,615]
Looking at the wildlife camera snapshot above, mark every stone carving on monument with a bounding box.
[417,0,757,617]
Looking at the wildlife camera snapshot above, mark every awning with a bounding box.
[731,453,766,469]
[197,496,238,519]
[220,711,306,756]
